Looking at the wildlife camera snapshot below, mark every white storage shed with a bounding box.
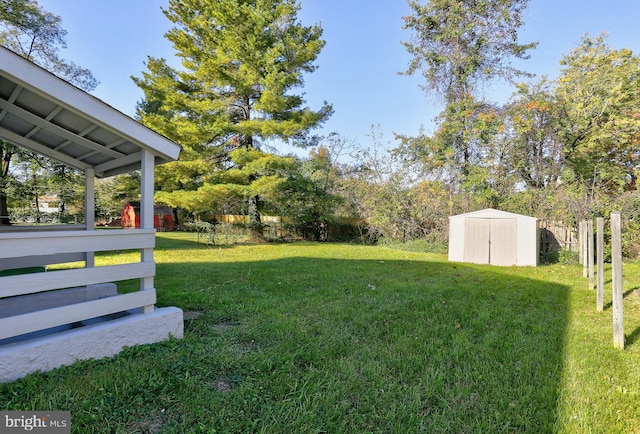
[448,208,539,266]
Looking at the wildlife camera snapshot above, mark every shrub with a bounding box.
[558,248,579,265]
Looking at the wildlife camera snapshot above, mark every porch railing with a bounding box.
[0,228,156,341]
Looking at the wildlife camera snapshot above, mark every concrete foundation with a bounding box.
[0,306,183,382]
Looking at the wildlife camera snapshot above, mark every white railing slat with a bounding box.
[0,229,155,259]
[0,290,156,340]
[0,252,87,272]
[0,224,86,233]
[0,262,155,298]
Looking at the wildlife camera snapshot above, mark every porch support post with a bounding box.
[85,168,95,268]
[140,149,155,313]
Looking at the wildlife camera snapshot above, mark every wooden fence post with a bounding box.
[579,220,585,273]
[611,212,624,349]
[582,220,589,278]
[596,217,604,312]
[588,220,594,290]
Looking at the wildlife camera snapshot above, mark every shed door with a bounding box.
[490,218,517,266]
[464,218,490,264]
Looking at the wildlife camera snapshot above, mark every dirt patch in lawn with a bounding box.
[211,319,241,332]
[183,310,203,320]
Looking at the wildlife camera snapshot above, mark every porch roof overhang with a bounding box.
[0,46,181,178]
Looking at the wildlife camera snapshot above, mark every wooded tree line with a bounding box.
[3,0,640,256]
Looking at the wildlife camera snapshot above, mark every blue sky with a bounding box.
[36,0,640,155]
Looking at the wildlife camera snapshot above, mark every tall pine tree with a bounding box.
[133,0,331,234]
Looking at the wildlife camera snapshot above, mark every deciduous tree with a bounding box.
[0,0,98,224]
[556,33,640,193]
[504,78,563,189]
[400,0,536,194]
[274,144,344,240]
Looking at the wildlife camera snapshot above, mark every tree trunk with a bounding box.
[0,193,9,225]
[33,172,41,223]
[0,146,12,225]
[248,194,263,240]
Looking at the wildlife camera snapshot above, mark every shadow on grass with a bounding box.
[625,325,640,346]
[602,287,637,311]
[150,238,570,433]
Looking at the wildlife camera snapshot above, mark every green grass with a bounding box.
[2,232,640,433]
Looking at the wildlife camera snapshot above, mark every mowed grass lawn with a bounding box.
[2,232,640,433]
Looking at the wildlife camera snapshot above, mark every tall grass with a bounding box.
[1,232,639,432]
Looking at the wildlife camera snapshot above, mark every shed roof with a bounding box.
[449,208,538,221]
[0,46,181,178]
